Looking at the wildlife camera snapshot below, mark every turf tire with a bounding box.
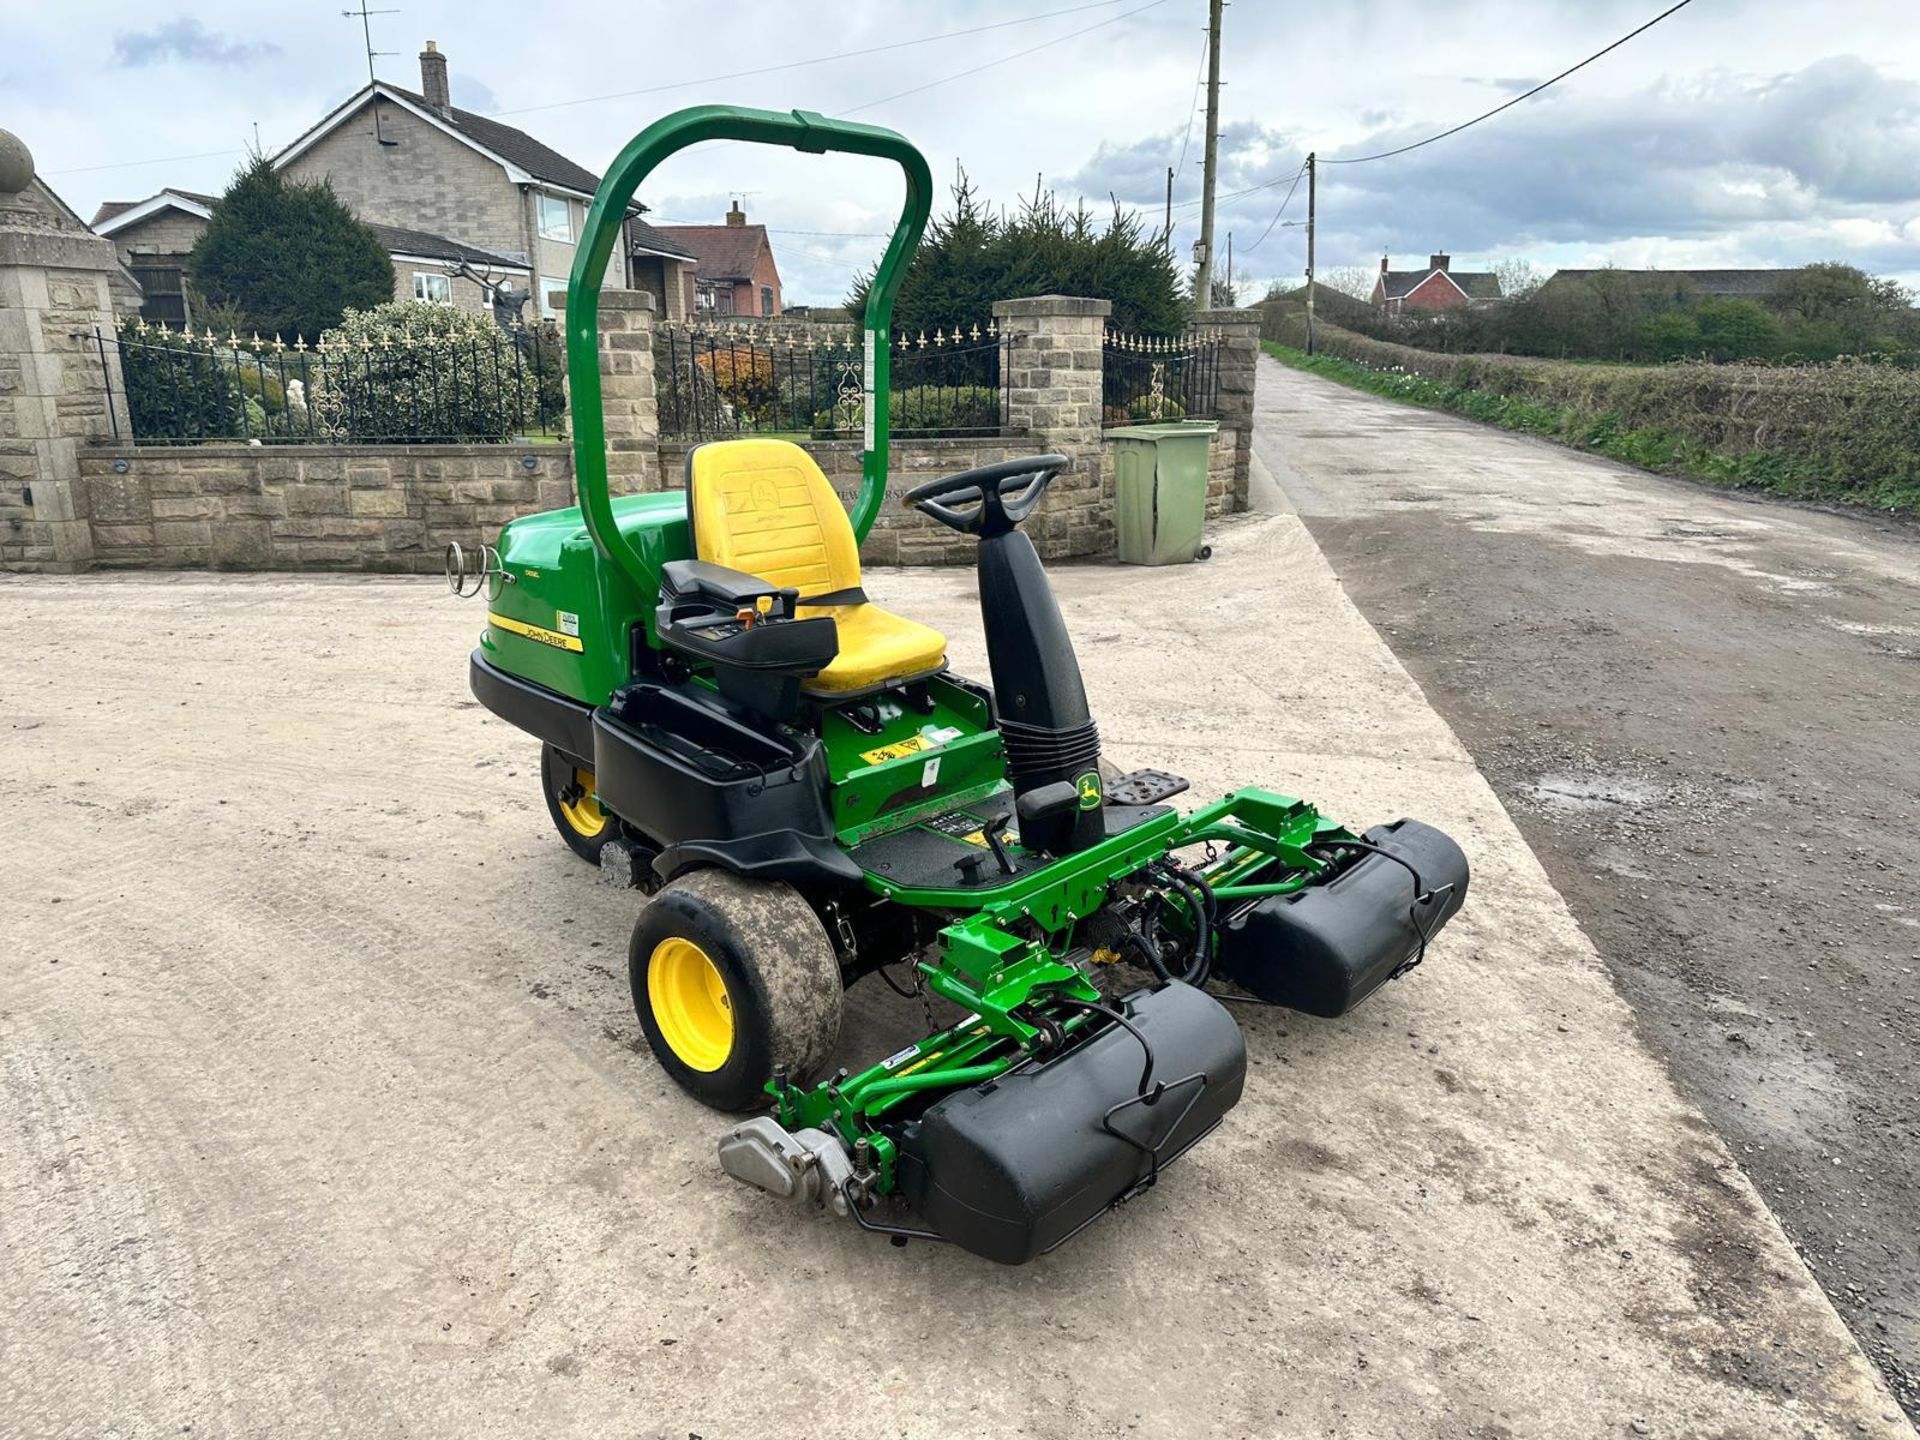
[629,869,844,1111]
[541,742,611,865]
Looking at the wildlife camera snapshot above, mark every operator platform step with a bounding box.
[1105,768,1191,807]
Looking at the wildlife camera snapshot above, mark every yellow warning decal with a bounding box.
[959,828,1016,850]
[859,734,932,766]
[488,611,584,653]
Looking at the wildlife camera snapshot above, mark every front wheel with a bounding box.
[541,742,611,864]
[629,870,844,1111]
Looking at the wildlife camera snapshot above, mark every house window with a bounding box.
[540,276,568,319]
[760,284,774,317]
[413,272,452,304]
[538,194,574,243]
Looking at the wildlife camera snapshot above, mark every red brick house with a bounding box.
[656,202,783,318]
[1371,253,1502,314]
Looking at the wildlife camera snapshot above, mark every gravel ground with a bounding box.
[1,500,1908,1437]
[1253,354,1920,1425]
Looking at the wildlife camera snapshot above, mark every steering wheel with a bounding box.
[903,454,1070,536]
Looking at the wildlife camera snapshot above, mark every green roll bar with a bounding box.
[563,105,934,592]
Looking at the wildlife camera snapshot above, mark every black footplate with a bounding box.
[1106,768,1190,806]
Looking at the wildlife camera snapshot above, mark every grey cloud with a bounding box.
[113,19,279,68]
[1063,55,1920,281]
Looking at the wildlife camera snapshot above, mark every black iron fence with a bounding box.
[1101,330,1221,426]
[100,319,566,445]
[657,321,1011,441]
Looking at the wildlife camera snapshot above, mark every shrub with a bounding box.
[117,321,247,440]
[1126,393,1186,421]
[811,385,1003,438]
[312,301,538,442]
[189,155,395,342]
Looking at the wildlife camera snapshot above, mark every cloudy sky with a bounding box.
[11,1,1919,304]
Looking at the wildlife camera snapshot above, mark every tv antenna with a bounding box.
[342,1,401,147]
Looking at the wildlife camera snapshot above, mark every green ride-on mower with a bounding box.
[455,106,1469,1264]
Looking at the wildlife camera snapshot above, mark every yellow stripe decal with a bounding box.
[488,611,584,653]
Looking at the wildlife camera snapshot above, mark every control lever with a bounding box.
[979,809,1018,877]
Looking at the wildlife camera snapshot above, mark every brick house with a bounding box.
[1371,253,1502,315]
[656,202,784,318]
[91,41,697,328]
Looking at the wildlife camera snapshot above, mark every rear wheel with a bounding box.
[629,870,843,1111]
[541,742,610,864]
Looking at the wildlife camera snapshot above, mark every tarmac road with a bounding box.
[1,499,1909,1436]
[1253,352,1920,1425]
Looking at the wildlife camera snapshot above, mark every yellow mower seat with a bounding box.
[686,438,947,695]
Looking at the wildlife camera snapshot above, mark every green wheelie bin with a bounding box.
[1109,420,1218,565]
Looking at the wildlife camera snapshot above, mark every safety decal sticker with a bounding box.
[859,733,932,765]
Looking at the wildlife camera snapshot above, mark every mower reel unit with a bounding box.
[459,105,1469,1264]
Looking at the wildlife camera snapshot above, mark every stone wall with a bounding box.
[65,422,1240,575]
[76,444,570,571]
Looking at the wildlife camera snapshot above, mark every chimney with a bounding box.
[419,41,451,116]
[1380,253,1390,274]
[1429,252,1450,272]
[725,200,746,227]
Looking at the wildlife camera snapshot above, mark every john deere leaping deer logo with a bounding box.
[750,476,781,511]
[1075,770,1103,810]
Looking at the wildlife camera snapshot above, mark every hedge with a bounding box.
[1263,314,1920,512]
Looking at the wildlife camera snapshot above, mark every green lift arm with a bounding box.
[562,105,934,593]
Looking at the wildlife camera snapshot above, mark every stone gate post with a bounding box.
[0,130,130,572]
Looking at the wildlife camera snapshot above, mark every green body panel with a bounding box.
[483,493,690,704]
[818,676,1005,840]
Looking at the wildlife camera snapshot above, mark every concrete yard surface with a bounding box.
[1,514,1909,1437]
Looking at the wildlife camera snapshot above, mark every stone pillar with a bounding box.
[591,287,659,495]
[0,130,127,572]
[992,294,1111,557]
[1198,307,1261,512]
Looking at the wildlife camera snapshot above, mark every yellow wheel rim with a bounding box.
[648,937,734,1072]
[557,766,607,838]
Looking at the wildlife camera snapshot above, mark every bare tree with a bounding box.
[1318,264,1378,301]
[1493,257,1544,303]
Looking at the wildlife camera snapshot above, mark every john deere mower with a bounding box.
[455,106,1468,1264]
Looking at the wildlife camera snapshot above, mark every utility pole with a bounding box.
[1305,152,1317,354]
[1225,231,1233,302]
[1193,0,1223,310]
[1164,165,1174,252]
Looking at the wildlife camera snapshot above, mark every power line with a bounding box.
[842,0,1170,115]
[1170,0,1696,210]
[1173,27,1210,179]
[1242,161,1307,253]
[1321,0,1697,164]
[491,0,1138,118]
[50,147,246,177]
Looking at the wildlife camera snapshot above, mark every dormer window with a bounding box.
[538,194,574,243]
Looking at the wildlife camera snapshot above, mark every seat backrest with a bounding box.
[687,439,861,599]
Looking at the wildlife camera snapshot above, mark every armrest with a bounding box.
[659,558,799,615]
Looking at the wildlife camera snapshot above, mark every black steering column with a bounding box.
[905,456,1106,854]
